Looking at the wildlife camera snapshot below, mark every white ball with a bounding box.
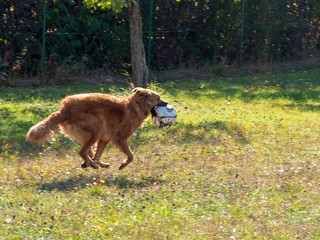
[152,104,177,128]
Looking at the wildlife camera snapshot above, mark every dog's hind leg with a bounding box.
[114,139,134,170]
[89,147,95,159]
[79,136,100,169]
[93,139,110,168]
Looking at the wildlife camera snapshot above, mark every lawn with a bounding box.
[0,69,320,239]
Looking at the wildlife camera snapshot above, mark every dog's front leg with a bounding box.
[114,139,134,170]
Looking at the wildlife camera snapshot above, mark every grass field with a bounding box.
[1,69,320,239]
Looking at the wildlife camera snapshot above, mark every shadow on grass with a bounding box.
[156,120,249,145]
[278,103,320,112]
[0,83,129,103]
[39,174,164,192]
[163,69,320,105]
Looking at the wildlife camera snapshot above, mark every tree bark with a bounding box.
[128,0,148,88]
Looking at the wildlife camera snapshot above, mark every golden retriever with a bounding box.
[26,87,167,170]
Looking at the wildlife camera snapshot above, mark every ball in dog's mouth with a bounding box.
[151,104,177,128]
[151,100,167,117]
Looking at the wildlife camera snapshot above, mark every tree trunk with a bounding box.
[128,0,148,88]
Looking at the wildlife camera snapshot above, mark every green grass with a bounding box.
[1,69,320,239]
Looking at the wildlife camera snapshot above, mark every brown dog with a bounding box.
[26,87,167,170]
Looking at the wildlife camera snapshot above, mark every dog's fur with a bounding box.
[26,87,167,170]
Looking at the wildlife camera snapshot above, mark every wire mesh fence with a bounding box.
[1,0,320,85]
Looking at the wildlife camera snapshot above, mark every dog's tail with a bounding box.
[26,111,62,144]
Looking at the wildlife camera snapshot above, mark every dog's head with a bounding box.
[132,87,167,115]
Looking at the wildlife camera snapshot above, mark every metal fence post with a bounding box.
[41,0,47,83]
[147,0,153,72]
[239,0,246,68]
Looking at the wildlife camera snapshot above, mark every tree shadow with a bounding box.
[39,174,164,192]
[163,72,320,106]
[172,120,249,145]
[130,118,249,147]
[277,102,320,112]
[0,83,128,103]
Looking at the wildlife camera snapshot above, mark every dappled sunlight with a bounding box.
[162,68,320,104]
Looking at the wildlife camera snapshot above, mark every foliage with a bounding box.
[1,69,320,238]
[0,0,43,76]
[0,57,9,83]
[45,0,129,70]
[0,0,129,76]
[148,0,320,69]
[83,0,127,12]
[0,0,320,78]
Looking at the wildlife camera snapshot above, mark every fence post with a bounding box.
[147,0,153,72]
[239,0,246,68]
[41,0,47,83]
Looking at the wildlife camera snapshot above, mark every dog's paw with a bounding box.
[81,161,99,169]
[98,162,110,168]
[119,164,125,170]
[90,162,99,169]
[81,162,89,168]
[119,162,128,170]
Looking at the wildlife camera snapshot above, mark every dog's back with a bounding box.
[58,93,128,142]
[61,93,126,124]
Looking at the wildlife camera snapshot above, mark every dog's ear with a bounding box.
[132,88,150,100]
[132,88,153,106]
[132,87,144,94]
